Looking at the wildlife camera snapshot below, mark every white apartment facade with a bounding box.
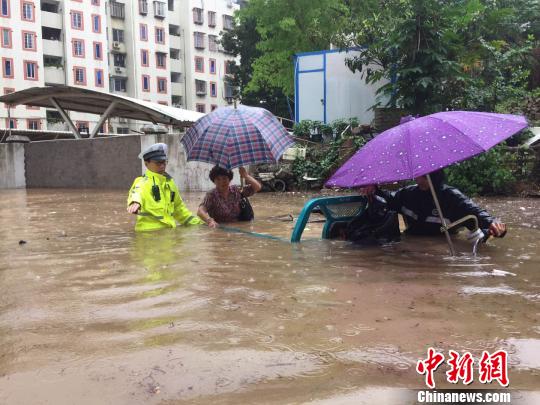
[1,0,239,134]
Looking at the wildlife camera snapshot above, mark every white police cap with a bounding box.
[139,143,168,161]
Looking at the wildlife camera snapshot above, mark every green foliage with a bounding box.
[446,146,519,195]
[220,13,291,118]
[238,0,349,97]
[291,119,367,186]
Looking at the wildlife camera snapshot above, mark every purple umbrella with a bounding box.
[181,105,294,170]
[326,111,528,255]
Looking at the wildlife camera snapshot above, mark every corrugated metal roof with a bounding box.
[0,85,204,128]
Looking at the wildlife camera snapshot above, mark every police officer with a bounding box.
[127,143,203,231]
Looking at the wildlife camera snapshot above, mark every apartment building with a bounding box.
[0,0,239,134]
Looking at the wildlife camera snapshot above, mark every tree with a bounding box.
[238,0,349,97]
[220,13,291,118]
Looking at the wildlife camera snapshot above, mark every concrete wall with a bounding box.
[0,143,26,189]
[1,134,227,191]
[25,136,141,188]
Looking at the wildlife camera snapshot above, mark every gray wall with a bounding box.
[0,143,25,188]
[25,136,141,188]
[1,135,229,191]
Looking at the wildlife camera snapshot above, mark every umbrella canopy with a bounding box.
[326,111,528,188]
[181,105,294,170]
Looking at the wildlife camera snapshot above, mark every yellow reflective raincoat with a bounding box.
[127,170,203,231]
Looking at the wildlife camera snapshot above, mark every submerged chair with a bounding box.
[290,195,368,242]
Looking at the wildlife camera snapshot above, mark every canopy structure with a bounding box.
[0,85,204,139]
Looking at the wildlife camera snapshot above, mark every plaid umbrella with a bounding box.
[181,105,294,170]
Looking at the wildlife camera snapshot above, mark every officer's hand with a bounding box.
[127,202,141,214]
[489,222,507,238]
[207,218,218,229]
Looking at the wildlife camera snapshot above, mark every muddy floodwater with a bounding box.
[0,189,539,404]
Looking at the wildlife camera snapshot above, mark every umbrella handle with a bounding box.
[427,174,456,256]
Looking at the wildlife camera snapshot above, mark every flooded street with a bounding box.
[0,189,539,404]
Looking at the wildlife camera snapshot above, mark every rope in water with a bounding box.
[218,225,289,242]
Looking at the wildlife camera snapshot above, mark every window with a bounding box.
[74,66,86,85]
[1,0,9,17]
[225,83,234,99]
[21,1,33,21]
[95,68,104,87]
[93,42,102,60]
[112,77,126,92]
[225,60,234,74]
[71,11,83,30]
[112,29,124,43]
[139,0,147,14]
[194,56,204,73]
[223,15,233,30]
[153,1,165,18]
[3,87,14,108]
[156,52,166,69]
[113,53,125,67]
[193,7,203,24]
[72,39,84,57]
[209,59,216,74]
[110,1,124,19]
[196,103,205,113]
[91,0,100,5]
[210,104,218,111]
[24,60,38,80]
[210,82,217,97]
[92,14,101,33]
[208,35,217,52]
[157,77,167,93]
[22,31,36,51]
[141,49,149,66]
[195,79,206,95]
[2,57,13,78]
[27,119,40,130]
[208,11,216,27]
[139,24,148,41]
[193,32,204,49]
[1,28,11,48]
[76,121,89,134]
[142,75,150,91]
[155,27,164,44]
[6,118,17,129]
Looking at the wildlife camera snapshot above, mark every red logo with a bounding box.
[417,348,509,388]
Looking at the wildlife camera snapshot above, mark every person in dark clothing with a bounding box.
[361,170,507,240]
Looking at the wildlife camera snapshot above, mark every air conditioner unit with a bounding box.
[113,42,120,49]
[115,67,122,73]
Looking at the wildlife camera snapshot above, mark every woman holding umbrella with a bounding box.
[197,166,262,228]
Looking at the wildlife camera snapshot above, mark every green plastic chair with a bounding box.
[290,195,368,242]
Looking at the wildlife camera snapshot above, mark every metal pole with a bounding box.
[49,97,80,139]
[90,101,118,138]
[427,173,456,256]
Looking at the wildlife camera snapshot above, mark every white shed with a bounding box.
[294,49,387,124]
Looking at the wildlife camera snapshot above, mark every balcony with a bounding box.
[44,66,65,85]
[110,41,126,53]
[169,34,181,50]
[171,82,183,95]
[112,66,127,76]
[110,2,125,19]
[170,58,182,72]
[42,39,63,57]
[41,11,62,29]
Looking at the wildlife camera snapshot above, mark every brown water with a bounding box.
[0,190,539,404]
